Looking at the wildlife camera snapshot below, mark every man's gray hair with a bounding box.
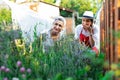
[53,16,66,37]
[53,16,66,26]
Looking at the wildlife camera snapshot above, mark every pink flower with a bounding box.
[17,61,22,67]
[0,66,6,71]
[20,67,25,73]
[27,68,31,73]
[5,68,10,73]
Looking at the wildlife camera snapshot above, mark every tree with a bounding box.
[41,0,103,25]
[0,8,12,25]
[42,0,55,4]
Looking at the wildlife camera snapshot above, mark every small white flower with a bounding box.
[12,77,19,80]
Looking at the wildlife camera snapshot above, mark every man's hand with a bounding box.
[87,26,93,34]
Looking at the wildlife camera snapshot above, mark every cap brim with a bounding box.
[78,17,94,19]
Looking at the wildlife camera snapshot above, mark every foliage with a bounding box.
[43,0,55,4]
[0,8,12,25]
[60,10,73,17]
[60,0,92,19]
[101,63,120,80]
[60,0,103,25]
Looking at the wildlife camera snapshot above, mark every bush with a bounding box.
[37,35,105,80]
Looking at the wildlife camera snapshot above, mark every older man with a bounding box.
[41,16,66,51]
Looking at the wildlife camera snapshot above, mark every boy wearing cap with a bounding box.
[74,11,99,54]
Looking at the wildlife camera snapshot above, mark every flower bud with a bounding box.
[3,77,8,80]
[17,61,22,67]
[5,68,10,73]
[20,67,25,73]
[22,74,26,78]
[1,66,6,71]
[27,68,31,73]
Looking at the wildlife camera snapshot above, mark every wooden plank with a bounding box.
[115,0,119,63]
[100,6,105,52]
[106,0,110,63]
[110,0,113,63]
[117,0,120,60]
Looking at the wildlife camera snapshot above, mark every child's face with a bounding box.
[82,18,92,29]
[51,20,64,36]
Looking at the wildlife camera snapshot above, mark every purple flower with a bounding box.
[17,61,22,67]
[5,68,10,73]
[0,66,6,71]
[20,67,25,73]
[27,68,31,73]
[3,77,8,80]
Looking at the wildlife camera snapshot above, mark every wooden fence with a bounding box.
[100,0,120,65]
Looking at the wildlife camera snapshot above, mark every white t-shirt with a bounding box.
[74,24,99,48]
[41,29,65,53]
[41,29,66,46]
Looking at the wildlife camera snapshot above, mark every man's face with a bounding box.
[51,20,64,36]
